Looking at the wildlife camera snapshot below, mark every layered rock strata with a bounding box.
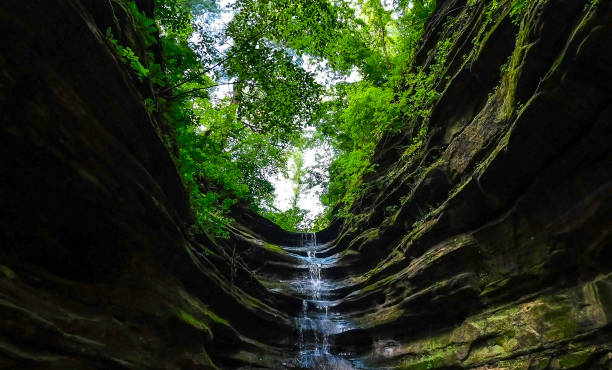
[0,0,610,369]
[322,0,612,368]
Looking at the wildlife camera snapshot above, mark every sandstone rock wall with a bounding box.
[323,0,612,368]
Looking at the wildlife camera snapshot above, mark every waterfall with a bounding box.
[293,233,355,369]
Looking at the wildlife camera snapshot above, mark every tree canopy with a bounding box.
[112,0,439,235]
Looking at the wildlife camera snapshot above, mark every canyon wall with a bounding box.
[0,1,302,368]
[324,0,612,368]
[0,0,610,369]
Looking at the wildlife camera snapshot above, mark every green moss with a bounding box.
[399,347,453,370]
[498,0,540,119]
[203,309,231,327]
[347,228,380,252]
[407,216,436,241]
[361,272,396,293]
[496,356,533,370]
[361,283,377,293]
[262,242,289,256]
[541,307,578,342]
[384,282,602,368]
[202,247,216,256]
[195,349,219,369]
[471,0,512,56]
[468,343,509,364]
[172,289,232,339]
[530,357,551,370]
[476,2,512,57]
[175,305,230,339]
[586,275,612,319]
[240,292,269,312]
[400,356,445,370]
[556,348,595,369]
[258,278,282,290]
[480,277,510,296]
[0,265,16,279]
[342,249,360,257]
[177,310,213,334]
[364,228,380,242]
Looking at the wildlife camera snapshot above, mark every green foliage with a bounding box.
[262,150,309,231]
[385,204,398,214]
[127,1,158,47]
[124,0,313,236]
[316,81,398,216]
[222,1,340,143]
[106,3,164,85]
[108,1,228,237]
[485,0,499,24]
[106,28,150,81]
[510,0,527,25]
[144,97,156,113]
[315,1,452,220]
[155,0,193,34]
[170,94,292,237]
[227,0,369,73]
[123,0,450,233]
[171,102,241,238]
[225,46,322,143]
[262,206,307,232]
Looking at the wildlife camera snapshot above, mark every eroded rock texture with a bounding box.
[0,0,610,369]
[321,0,612,368]
[0,1,301,368]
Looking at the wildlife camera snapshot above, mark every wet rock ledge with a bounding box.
[1,0,611,369]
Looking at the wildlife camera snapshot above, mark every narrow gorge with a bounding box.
[1,0,611,369]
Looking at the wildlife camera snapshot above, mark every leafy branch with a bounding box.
[159,6,286,94]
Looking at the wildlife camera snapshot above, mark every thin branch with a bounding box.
[167,81,243,100]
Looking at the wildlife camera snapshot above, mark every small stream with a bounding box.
[283,234,357,369]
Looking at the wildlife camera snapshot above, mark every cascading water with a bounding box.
[288,233,355,369]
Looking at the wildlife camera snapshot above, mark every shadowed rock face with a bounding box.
[0,1,301,368]
[0,0,611,369]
